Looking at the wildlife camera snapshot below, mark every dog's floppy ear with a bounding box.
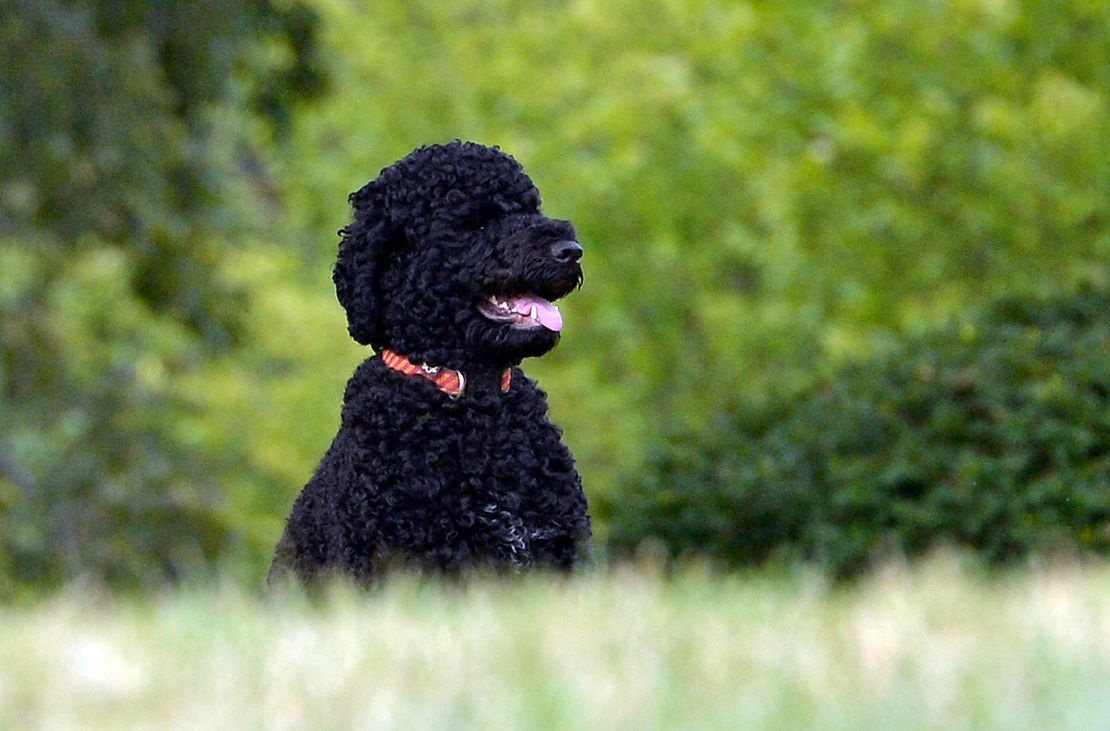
[334,181,393,347]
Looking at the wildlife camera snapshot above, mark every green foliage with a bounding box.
[4,0,1110,593]
[0,0,322,595]
[275,0,1110,506]
[603,285,1110,576]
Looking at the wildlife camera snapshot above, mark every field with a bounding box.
[2,558,1108,730]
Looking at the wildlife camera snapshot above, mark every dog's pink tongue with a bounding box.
[511,295,563,331]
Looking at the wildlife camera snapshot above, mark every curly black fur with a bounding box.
[269,141,592,585]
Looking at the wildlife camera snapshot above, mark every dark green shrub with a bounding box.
[0,0,322,596]
[603,285,1110,576]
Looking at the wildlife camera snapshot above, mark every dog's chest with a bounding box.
[421,403,574,565]
[353,373,581,567]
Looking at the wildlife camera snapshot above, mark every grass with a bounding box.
[1,557,1108,730]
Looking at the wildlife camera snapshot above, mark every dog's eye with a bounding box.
[469,204,501,231]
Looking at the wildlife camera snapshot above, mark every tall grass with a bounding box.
[2,558,1107,730]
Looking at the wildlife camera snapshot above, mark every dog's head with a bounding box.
[334,141,583,368]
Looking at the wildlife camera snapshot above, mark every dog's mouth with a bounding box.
[478,294,563,332]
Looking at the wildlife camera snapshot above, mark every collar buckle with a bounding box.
[380,349,507,399]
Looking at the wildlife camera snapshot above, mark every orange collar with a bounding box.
[380,349,511,399]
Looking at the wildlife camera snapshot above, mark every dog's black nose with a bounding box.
[551,240,583,264]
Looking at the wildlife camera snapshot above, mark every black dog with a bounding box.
[269,141,592,584]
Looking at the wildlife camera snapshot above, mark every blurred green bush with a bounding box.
[3,0,1109,592]
[0,0,322,596]
[603,284,1110,575]
[276,0,1110,510]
